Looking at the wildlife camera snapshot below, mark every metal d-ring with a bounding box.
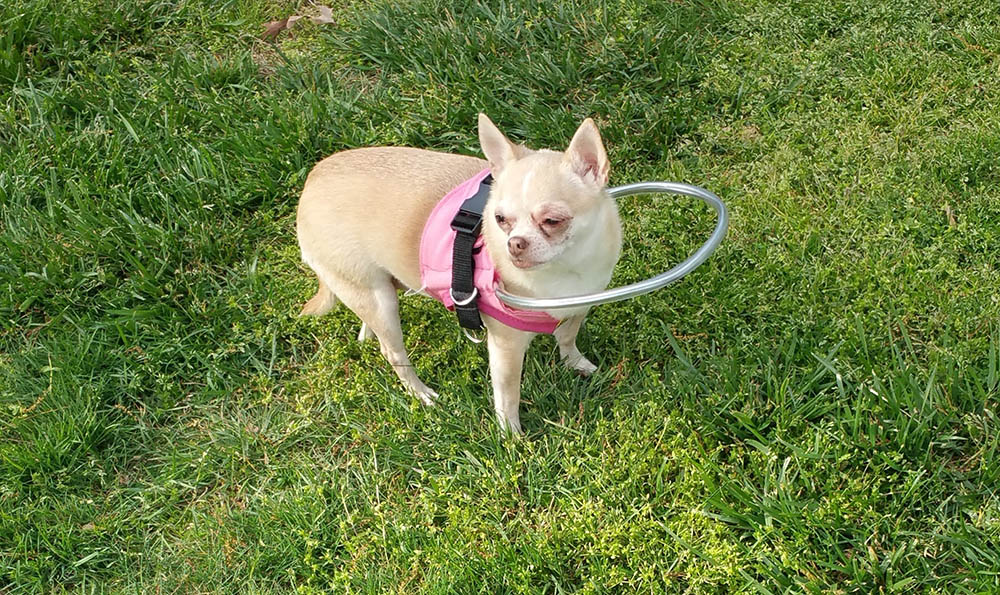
[449,286,479,306]
[494,181,729,311]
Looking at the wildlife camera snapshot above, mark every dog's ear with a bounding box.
[478,113,518,174]
[564,118,609,187]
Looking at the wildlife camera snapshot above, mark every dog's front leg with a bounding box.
[484,318,535,434]
[553,313,597,376]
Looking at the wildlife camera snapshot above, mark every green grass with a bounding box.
[2,0,999,591]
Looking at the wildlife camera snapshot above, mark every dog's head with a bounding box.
[479,114,619,274]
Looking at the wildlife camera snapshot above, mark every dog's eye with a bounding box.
[495,214,506,225]
[542,218,562,226]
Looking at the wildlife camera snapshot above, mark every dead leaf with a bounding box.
[312,5,335,24]
[262,17,290,41]
[944,203,957,228]
[81,523,96,531]
[263,6,333,41]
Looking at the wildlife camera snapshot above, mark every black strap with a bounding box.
[449,174,493,330]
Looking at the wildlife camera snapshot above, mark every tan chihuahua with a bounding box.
[296,114,622,433]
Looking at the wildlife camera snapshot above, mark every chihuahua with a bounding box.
[296,114,622,433]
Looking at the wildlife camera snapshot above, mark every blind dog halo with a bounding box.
[494,181,729,311]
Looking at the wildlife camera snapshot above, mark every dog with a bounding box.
[296,114,622,433]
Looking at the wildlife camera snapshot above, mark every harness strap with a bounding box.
[449,174,493,330]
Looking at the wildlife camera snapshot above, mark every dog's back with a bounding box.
[297,147,485,290]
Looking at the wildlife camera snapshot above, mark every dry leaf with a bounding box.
[263,6,333,42]
[312,5,335,24]
[262,17,290,41]
[944,203,957,228]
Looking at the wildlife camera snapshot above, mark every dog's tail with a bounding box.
[300,279,338,316]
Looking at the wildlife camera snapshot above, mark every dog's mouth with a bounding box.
[510,256,543,270]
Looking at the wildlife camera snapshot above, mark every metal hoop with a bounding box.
[494,181,729,311]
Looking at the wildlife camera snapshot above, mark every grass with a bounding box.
[2,0,999,591]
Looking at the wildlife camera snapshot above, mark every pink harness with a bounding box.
[419,169,560,334]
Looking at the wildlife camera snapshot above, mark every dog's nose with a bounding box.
[507,236,528,256]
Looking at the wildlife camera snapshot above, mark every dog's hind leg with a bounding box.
[331,274,438,406]
[300,278,338,316]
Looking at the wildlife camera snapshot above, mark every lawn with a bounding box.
[2,0,999,591]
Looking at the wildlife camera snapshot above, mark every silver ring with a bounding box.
[449,286,479,306]
[495,181,728,311]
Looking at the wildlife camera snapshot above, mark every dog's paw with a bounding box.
[567,355,598,377]
[496,413,524,436]
[409,384,438,407]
